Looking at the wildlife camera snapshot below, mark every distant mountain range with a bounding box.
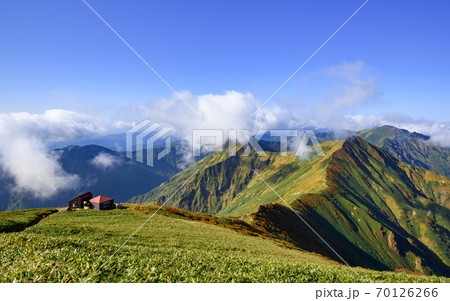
[358,125,450,177]
[47,132,182,151]
[47,133,128,151]
[130,126,450,276]
[0,144,181,211]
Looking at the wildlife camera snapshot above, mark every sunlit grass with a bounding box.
[0,208,57,233]
[0,207,447,283]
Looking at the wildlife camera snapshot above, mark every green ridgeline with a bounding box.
[129,136,450,276]
[358,125,450,178]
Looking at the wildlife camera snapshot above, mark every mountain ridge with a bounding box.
[130,134,450,276]
[358,125,449,177]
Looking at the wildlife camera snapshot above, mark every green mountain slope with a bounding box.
[130,137,450,276]
[358,125,450,177]
[129,141,341,215]
[1,205,447,282]
[252,137,450,276]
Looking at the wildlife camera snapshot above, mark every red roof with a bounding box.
[90,195,114,204]
[77,192,93,199]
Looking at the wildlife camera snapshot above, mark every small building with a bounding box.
[90,195,115,210]
[68,192,93,209]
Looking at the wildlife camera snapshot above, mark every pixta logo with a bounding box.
[192,129,324,158]
[126,120,173,166]
[126,120,325,166]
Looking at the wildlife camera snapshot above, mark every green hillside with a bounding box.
[130,136,450,276]
[129,141,341,215]
[358,125,450,177]
[0,208,57,233]
[252,137,450,275]
[0,205,447,283]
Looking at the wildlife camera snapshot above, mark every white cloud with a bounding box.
[342,114,380,130]
[90,152,122,170]
[0,109,105,199]
[121,90,295,167]
[132,90,289,144]
[311,61,379,130]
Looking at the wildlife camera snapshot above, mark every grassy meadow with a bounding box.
[0,208,58,233]
[0,205,448,283]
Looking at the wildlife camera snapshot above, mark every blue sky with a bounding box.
[1,0,449,123]
[1,0,449,198]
